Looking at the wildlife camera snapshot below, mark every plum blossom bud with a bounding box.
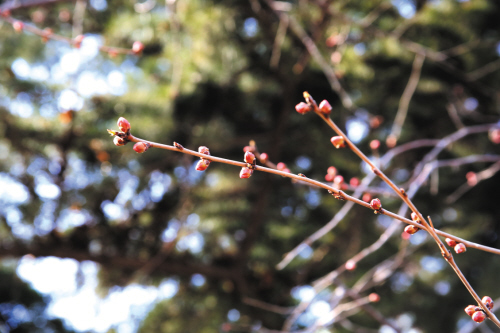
[349,177,360,187]
[370,139,380,150]
[74,34,84,48]
[113,136,127,146]
[411,212,419,222]
[445,238,457,247]
[196,159,211,171]
[198,146,210,155]
[331,136,345,148]
[295,102,311,115]
[260,153,268,163]
[345,260,356,271]
[482,296,494,310]
[454,243,466,254]
[404,225,419,235]
[368,293,380,302]
[465,305,476,317]
[277,162,286,171]
[472,311,486,323]
[133,142,149,153]
[334,175,344,185]
[244,151,256,164]
[370,198,382,210]
[318,100,332,115]
[362,193,372,202]
[132,41,144,55]
[240,167,253,179]
[12,21,23,33]
[117,117,131,133]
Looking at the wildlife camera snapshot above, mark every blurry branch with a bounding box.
[270,15,288,69]
[446,102,465,130]
[446,160,500,204]
[262,0,355,111]
[466,59,500,81]
[72,0,87,37]
[242,297,293,315]
[0,0,74,11]
[387,53,425,147]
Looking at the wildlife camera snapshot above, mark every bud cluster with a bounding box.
[294,92,332,116]
[240,151,256,179]
[404,212,421,235]
[464,296,494,323]
[196,146,211,171]
[108,117,131,147]
[444,237,467,254]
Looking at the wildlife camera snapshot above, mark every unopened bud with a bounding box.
[133,142,150,153]
[295,102,311,115]
[117,117,131,133]
[349,177,360,187]
[132,41,144,55]
[195,159,210,171]
[239,167,253,179]
[370,139,380,150]
[331,136,345,149]
[482,296,494,310]
[334,175,344,185]
[370,198,382,210]
[12,21,23,33]
[368,293,380,302]
[465,305,476,317]
[404,225,419,235]
[445,238,457,247]
[345,259,356,271]
[454,243,466,254]
[318,100,332,115]
[198,146,210,155]
[277,162,286,171]
[244,151,256,164]
[74,34,84,48]
[411,212,419,222]
[362,193,372,202]
[472,311,486,323]
[260,152,268,163]
[113,136,127,146]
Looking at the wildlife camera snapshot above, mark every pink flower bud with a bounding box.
[74,34,84,48]
[198,146,210,155]
[12,21,23,33]
[345,259,356,271]
[260,153,268,163]
[482,296,494,310]
[331,136,345,148]
[133,142,149,153]
[334,175,344,185]
[465,305,476,317]
[113,136,127,146]
[327,166,337,175]
[370,198,382,210]
[472,311,486,323]
[277,162,286,171]
[117,117,131,133]
[454,243,466,254]
[283,168,291,173]
[411,212,419,222]
[368,293,380,303]
[244,151,256,164]
[318,100,332,115]
[132,41,144,55]
[489,128,500,144]
[239,167,253,179]
[295,102,311,114]
[362,193,371,203]
[349,177,360,187]
[445,238,457,247]
[370,139,380,150]
[466,171,478,186]
[195,159,210,171]
[404,225,419,235]
[325,174,334,182]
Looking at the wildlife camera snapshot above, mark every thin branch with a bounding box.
[270,15,289,69]
[467,59,500,81]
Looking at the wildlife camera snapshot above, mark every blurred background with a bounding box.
[0,0,500,332]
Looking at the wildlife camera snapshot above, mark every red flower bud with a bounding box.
[445,238,457,248]
[472,311,486,323]
[411,212,419,222]
[195,159,210,171]
[327,166,337,176]
[454,243,466,254]
[260,153,268,163]
[74,34,84,48]
[239,167,253,179]
[331,136,345,149]
[325,174,334,182]
[482,296,494,310]
[12,21,23,33]
[318,100,332,115]
[345,259,356,271]
[465,305,476,317]
[244,151,256,164]
[295,102,311,115]
[198,146,210,155]
[113,136,127,146]
[362,193,372,203]
[117,117,131,133]
[466,171,478,186]
[277,162,286,171]
[368,293,380,303]
[370,139,380,150]
[370,198,382,210]
[283,168,291,173]
[489,128,500,144]
[334,175,344,185]
[132,41,144,55]
[133,142,149,153]
[349,177,360,187]
[404,225,419,235]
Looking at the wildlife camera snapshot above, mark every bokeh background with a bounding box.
[1,0,500,332]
